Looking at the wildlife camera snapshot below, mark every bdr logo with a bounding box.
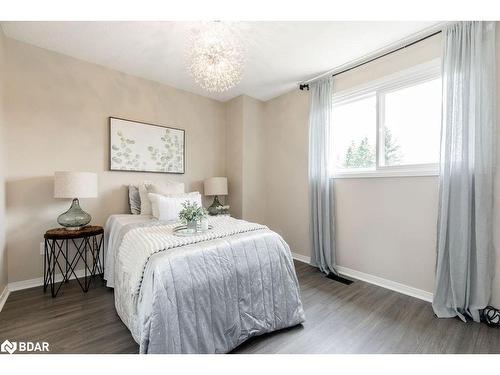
[1,339,50,354]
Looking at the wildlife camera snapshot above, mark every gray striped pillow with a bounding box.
[128,185,141,215]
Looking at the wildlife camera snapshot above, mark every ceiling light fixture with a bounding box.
[186,22,245,93]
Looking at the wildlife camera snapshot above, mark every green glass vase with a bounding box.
[207,195,222,215]
[57,198,91,230]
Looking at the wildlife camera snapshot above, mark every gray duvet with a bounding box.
[107,216,305,354]
[137,229,305,353]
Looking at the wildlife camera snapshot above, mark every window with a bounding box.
[331,60,441,178]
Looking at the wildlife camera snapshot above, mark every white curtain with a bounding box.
[433,21,496,322]
[308,78,337,275]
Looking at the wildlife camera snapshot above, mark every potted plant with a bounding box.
[178,201,205,233]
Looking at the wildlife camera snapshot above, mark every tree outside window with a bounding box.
[343,127,402,168]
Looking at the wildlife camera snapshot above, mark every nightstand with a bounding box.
[43,226,104,297]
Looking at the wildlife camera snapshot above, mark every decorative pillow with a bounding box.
[138,181,185,215]
[128,185,141,215]
[148,192,202,222]
[149,183,185,196]
[149,191,200,219]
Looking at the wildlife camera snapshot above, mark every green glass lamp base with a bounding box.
[207,195,222,216]
[57,198,92,230]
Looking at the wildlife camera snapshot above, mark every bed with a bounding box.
[104,214,305,354]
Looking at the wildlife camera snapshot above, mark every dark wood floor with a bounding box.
[1,260,500,354]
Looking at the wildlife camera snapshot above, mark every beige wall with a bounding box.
[4,38,226,283]
[225,95,266,223]
[225,96,244,218]
[263,90,311,259]
[241,96,266,223]
[263,35,442,294]
[0,26,7,292]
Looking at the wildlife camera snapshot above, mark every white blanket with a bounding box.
[104,214,153,288]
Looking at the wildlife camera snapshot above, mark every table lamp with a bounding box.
[54,171,98,230]
[204,177,228,215]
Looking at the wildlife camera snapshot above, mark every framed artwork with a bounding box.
[109,117,185,174]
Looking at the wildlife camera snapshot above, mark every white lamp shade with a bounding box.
[54,172,98,199]
[204,177,228,196]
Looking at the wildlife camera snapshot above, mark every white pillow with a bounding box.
[148,192,200,219]
[148,192,202,222]
[138,181,185,215]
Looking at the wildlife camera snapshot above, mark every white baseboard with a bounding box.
[7,268,89,292]
[291,252,433,303]
[336,266,433,303]
[291,252,311,264]
[0,285,10,313]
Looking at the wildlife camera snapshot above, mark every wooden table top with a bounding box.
[44,225,104,239]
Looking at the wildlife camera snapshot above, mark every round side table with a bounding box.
[43,225,104,297]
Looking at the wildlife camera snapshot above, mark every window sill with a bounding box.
[332,169,439,179]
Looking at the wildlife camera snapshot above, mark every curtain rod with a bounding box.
[299,28,443,91]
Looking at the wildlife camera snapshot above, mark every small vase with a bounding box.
[186,220,197,234]
[208,195,222,215]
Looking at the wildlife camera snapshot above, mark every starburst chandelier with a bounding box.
[186,22,245,93]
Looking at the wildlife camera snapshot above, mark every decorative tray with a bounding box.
[173,224,213,237]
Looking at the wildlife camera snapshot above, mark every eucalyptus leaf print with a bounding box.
[110,117,184,173]
[147,128,184,172]
[111,131,142,170]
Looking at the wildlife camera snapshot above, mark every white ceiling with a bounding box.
[1,21,438,102]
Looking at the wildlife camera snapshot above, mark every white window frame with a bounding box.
[331,59,441,179]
